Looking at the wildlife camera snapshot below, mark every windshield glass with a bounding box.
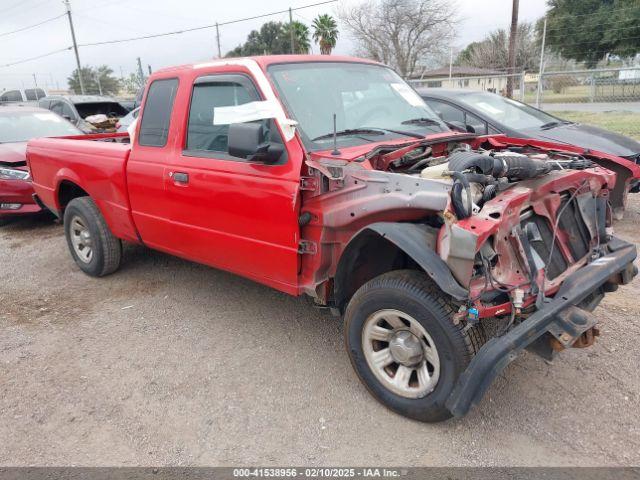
[0,111,81,143]
[268,62,448,150]
[459,92,559,130]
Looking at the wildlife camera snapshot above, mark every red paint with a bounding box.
[0,142,41,219]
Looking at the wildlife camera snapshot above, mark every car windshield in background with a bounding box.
[459,92,560,130]
[75,102,129,118]
[0,111,81,143]
[268,62,448,150]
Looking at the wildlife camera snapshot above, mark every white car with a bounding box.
[0,88,47,104]
[116,107,140,133]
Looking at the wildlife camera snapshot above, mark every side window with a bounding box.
[1,90,23,102]
[61,102,75,119]
[139,78,179,147]
[465,112,488,135]
[25,89,37,101]
[50,101,63,115]
[427,99,465,124]
[186,75,259,154]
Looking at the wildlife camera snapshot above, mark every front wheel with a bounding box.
[344,270,484,422]
[63,197,122,277]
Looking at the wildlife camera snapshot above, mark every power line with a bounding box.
[0,13,66,38]
[1,47,71,68]
[77,0,337,47]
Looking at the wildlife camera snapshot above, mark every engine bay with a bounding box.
[368,139,600,221]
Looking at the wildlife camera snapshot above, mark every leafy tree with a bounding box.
[226,20,310,57]
[312,14,339,54]
[456,23,539,71]
[339,0,456,77]
[544,0,640,68]
[68,65,120,95]
[455,41,481,66]
[283,21,311,54]
[122,73,144,95]
[94,66,120,95]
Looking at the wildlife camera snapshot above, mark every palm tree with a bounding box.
[282,21,311,54]
[312,14,339,55]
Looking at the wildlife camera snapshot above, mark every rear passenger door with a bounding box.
[127,78,181,252]
[163,73,301,293]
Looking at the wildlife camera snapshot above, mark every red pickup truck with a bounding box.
[27,55,637,422]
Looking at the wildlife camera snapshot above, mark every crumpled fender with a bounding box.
[360,222,469,301]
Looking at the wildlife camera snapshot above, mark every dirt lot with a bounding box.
[1,197,640,467]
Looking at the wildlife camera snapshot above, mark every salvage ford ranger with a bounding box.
[27,56,638,422]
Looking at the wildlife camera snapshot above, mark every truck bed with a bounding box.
[27,133,139,242]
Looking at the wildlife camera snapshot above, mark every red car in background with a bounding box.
[0,105,82,225]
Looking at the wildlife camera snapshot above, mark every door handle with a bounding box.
[169,171,189,184]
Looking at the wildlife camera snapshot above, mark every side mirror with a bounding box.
[227,122,282,163]
[62,115,72,121]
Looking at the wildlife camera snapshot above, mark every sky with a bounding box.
[0,0,548,92]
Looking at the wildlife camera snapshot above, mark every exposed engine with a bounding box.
[416,145,596,219]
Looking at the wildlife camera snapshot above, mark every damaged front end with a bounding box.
[301,136,637,417]
[430,145,638,415]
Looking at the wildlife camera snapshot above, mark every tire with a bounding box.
[344,270,484,422]
[63,197,122,277]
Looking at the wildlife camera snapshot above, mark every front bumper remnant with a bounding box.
[446,237,638,417]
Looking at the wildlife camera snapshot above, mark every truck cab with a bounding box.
[27,56,638,422]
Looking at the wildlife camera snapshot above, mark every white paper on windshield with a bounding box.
[213,99,281,125]
[34,113,62,122]
[475,102,503,115]
[391,83,426,107]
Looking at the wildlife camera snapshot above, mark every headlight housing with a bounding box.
[0,167,30,181]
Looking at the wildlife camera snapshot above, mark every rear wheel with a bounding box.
[344,270,484,422]
[63,197,122,277]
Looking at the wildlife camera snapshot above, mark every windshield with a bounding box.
[268,62,448,150]
[459,92,560,130]
[0,111,81,143]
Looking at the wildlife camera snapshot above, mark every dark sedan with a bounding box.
[418,88,640,212]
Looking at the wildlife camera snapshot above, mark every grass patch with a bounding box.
[553,111,640,141]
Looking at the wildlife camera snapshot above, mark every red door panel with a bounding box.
[164,157,301,293]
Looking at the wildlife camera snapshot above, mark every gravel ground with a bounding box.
[1,197,639,467]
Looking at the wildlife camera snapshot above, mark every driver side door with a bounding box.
[163,73,301,294]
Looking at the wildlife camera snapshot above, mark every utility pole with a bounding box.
[148,65,152,75]
[449,47,453,80]
[32,73,38,87]
[506,0,519,98]
[96,73,102,95]
[215,22,221,58]
[289,7,295,54]
[535,16,547,108]
[64,0,85,94]
[136,57,145,84]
